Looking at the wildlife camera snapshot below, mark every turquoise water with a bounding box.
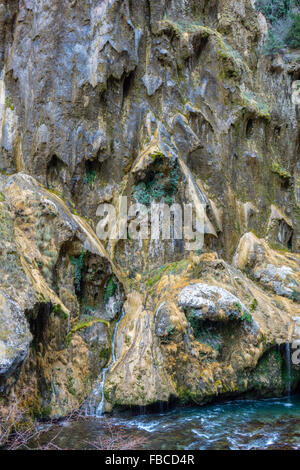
[34,395,300,450]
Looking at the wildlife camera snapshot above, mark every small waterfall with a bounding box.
[286,343,292,398]
[95,367,108,417]
[86,307,125,417]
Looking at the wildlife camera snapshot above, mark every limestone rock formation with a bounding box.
[104,253,298,409]
[0,0,299,419]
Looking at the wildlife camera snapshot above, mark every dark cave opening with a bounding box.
[46,154,67,190]
[191,34,209,63]
[123,71,135,100]
[246,119,254,139]
[288,232,293,251]
[28,303,52,347]
[278,219,294,250]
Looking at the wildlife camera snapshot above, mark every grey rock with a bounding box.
[142,74,163,96]
[178,283,250,321]
[0,293,32,391]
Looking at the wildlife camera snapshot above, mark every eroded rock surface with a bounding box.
[104,253,299,409]
[0,0,299,419]
[0,172,124,416]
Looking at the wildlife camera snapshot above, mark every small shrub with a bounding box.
[133,181,152,205]
[256,1,300,54]
[256,0,291,24]
[262,29,284,54]
[234,302,242,313]
[66,375,76,396]
[90,418,147,450]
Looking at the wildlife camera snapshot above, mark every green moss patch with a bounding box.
[160,19,248,80]
[240,89,271,120]
[145,259,189,288]
[52,303,68,320]
[271,162,291,180]
[5,96,14,111]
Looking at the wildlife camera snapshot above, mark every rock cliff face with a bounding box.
[0,0,300,419]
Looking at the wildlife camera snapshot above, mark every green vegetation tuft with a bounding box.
[160,18,206,36]
[249,298,258,312]
[65,317,110,346]
[5,96,14,111]
[99,347,110,361]
[84,169,97,186]
[66,375,77,396]
[104,277,117,303]
[150,151,165,161]
[241,310,254,323]
[271,162,291,179]
[256,0,294,24]
[133,166,180,206]
[145,265,168,287]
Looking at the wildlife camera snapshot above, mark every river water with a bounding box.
[33,395,300,450]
